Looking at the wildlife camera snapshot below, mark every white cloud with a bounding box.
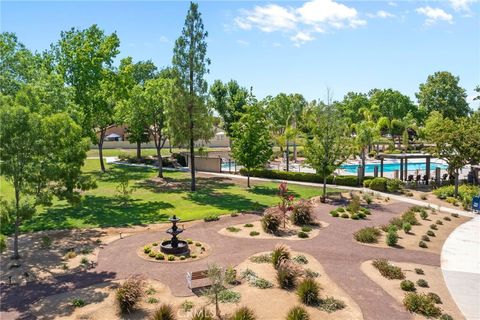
[235,4,297,32]
[367,10,395,19]
[234,0,365,46]
[416,6,453,25]
[236,39,250,46]
[290,32,314,46]
[388,2,398,7]
[449,0,475,12]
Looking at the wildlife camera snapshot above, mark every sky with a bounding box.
[1,0,479,109]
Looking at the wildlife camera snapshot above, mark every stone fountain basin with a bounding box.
[160,240,189,255]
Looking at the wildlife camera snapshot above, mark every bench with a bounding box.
[186,270,209,290]
[186,269,237,290]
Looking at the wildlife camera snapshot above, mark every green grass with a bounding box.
[1,159,336,233]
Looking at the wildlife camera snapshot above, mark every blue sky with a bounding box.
[2,0,479,108]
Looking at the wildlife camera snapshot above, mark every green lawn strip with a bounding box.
[1,159,335,233]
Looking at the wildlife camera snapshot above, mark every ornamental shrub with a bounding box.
[386,230,399,247]
[402,222,412,234]
[272,244,291,269]
[415,268,424,275]
[443,216,451,221]
[354,227,381,243]
[297,231,309,239]
[276,260,300,289]
[286,306,310,320]
[150,304,176,320]
[436,219,443,225]
[400,280,416,291]
[261,213,281,234]
[369,177,388,192]
[427,292,442,304]
[440,314,453,320]
[426,230,435,237]
[430,224,437,230]
[419,241,428,248]
[372,259,405,279]
[403,293,441,317]
[420,210,428,220]
[229,307,256,320]
[116,275,146,314]
[417,279,429,287]
[290,200,313,226]
[401,210,419,225]
[386,178,402,192]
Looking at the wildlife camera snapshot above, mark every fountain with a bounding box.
[160,215,189,255]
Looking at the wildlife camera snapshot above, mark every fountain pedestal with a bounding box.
[160,215,189,255]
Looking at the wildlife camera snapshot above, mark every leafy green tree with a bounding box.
[54,24,120,170]
[474,85,480,101]
[172,2,213,191]
[0,32,38,96]
[369,88,417,121]
[231,103,273,188]
[303,95,351,201]
[416,71,470,119]
[424,112,468,196]
[209,79,249,139]
[355,121,378,181]
[338,92,371,124]
[0,101,92,259]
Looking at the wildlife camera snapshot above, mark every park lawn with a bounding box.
[86,148,188,158]
[0,159,334,233]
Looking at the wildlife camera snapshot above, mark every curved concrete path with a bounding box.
[441,215,480,320]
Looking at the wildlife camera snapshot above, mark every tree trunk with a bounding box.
[98,130,106,173]
[293,140,297,162]
[190,136,196,192]
[361,149,366,182]
[286,140,289,172]
[136,141,141,161]
[215,293,220,318]
[321,176,327,203]
[247,172,250,188]
[454,169,459,197]
[157,146,163,178]
[12,188,20,260]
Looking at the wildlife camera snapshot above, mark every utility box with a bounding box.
[472,196,480,213]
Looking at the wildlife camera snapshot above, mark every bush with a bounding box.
[363,179,372,188]
[415,268,424,275]
[227,226,241,233]
[363,194,373,204]
[293,255,309,265]
[337,207,345,212]
[150,304,176,320]
[149,251,156,258]
[301,226,312,232]
[389,217,403,229]
[272,244,291,269]
[440,314,453,320]
[330,211,339,217]
[403,293,441,317]
[249,231,259,237]
[238,168,364,187]
[451,213,459,218]
[401,210,418,225]
[297,278,320,306]
[421,235,430,242]
[276,260,300,289]
[419,241,428,248]
[341,213,349,219]
[0,234,6,253]
[261,213,281,234]
[251,277,273,289]
[372,259,405,279]
[417,279,429,287]
[386,178,402,192]
[420,210,428,220]
[354,227,381,243]
[297,231,309,239]
[229,306,256,320]
[400,280,416,291]
[347,195,361,214]
[443,216,451,221]
[190,254,197,259]
[369,177,388,192]
[65,251,77,259]
[244,223,254,228]
[168,255,175,261]
[204,215,219,222]
[217,289,241,303]
[430,224,437,230]
[386,230,399,247]
[116,275,146,314]
[225,266,237,285]
[318,296,346,313]
[357,212,366,219]
[144,246,151,254]
[402,222,412,234]
[147,297,159,304]
[427,292,442,304]
[286,306,310,320]
[250,254,272,263]
[71,298,86,308]
[305,269,319,278]
[427,230,435,237]
[290,200,313,226]
[433,184,480,210]
[190,309,214,320]
[436,219,443,225]
[351,213,359,220]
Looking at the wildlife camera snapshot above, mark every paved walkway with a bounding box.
[441,215,480,320]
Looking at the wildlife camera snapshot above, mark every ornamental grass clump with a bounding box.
[276,260,301,289]
[372,259,405,279]
[296,278,320,306]
[149,304,176,320]
[354,227,381,243]
[229,306,256,320]
[116,275,146,314]
[261,212,281,234]
[290,200,313,226]
[272,244,291,269]
[286,306,310,320]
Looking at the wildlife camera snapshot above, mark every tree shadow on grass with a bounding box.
[136,176,235,194]
[23,196,173,232]
[91,164,157,183]
[185,191,268,212]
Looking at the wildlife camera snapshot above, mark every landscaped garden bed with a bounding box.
[361,260,463,320]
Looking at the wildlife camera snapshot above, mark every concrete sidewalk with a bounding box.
[441,216,480,320]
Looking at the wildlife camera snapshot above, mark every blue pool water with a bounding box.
[340,162,448,174]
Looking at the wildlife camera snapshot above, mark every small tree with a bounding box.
[231,103,273,188]
[115,175,133,207]
[278,182,294,228]
[303,92,351,201]
[204,264,226,318]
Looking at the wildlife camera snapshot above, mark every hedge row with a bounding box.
[239,168,374,187]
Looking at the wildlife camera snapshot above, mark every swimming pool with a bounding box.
[340,162,448,174]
